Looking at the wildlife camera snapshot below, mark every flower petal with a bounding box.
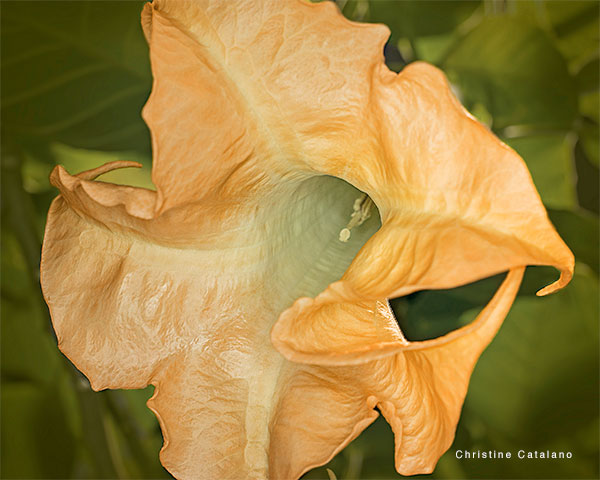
[143,0,572,297]
[41,0,575,478]
[149,350,266,479]
[272,282,409,365]
[42,163,276,391]
[141,0,389,213]
[275,269,524,475]
[42,166,161,390]
[271,61,573,368]
[41,164,380,478]
[269,365,379,479]
[378,268,525,474]
[347,62,573,298]
[272,262,525,367]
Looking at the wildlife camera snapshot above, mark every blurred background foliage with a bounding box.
[0,0,598,479]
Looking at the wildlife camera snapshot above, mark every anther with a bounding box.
[339,193,373,242]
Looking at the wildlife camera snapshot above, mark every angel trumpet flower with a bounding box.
[41,0,574,478]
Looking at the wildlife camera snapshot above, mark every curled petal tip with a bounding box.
[49,165,80,191]
[536,267,574,296]
[49,164,64,186]
[75,161,143,181]
[50,161,143,185]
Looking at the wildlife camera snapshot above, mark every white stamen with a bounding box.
[338,193,373,243]
[339,228,351,243]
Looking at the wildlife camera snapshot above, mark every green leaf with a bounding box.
[576,56,599,167]
[368,1,481,39]
[579,121,599,167]
[544,0,599,71]
[503,134,577,209]
[1,1,151,152]
[548,208,599,273]
[0,229,59,384]
[392,275,502,341]
[0,297,59,384]
[103,389,169,478]
[576,57,599,95]
[578,89,599,123]
[574,138,600,213]
[1,382,76,479]
[412,33,457,65]
[444,16,578,130]
[391,264,573,343]
[461,267,599,476]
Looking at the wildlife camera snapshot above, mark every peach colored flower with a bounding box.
[41,1,573,478]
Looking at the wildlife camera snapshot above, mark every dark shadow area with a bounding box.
[390,266,560,342]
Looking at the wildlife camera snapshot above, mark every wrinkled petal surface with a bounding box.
[41,1,574,479]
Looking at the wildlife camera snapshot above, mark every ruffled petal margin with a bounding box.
[41,0,574,478]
